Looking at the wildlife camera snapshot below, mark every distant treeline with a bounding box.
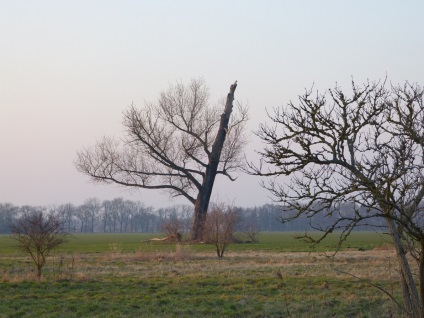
[0,199,386,234]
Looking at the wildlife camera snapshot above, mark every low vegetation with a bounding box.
[0,232,405,317]
[9,212,69,280]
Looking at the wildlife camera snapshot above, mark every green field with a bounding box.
[0,231,390,254]
[0,232,402,317]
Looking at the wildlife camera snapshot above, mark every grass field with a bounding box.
[0,232,405,317]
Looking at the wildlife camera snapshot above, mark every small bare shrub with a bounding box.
[10,212,70,280]
[203,204,239,258]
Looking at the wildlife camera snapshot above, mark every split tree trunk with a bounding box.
[190,81,238,241]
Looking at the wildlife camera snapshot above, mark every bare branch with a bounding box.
[10,211,70,279]
[76,79,248,241]
[254,78,424,315]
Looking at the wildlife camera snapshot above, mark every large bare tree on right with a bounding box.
[252,80,424,317]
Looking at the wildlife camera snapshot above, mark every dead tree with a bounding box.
[76,79,247,240]
[251,80,424,318]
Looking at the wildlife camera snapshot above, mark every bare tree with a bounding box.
[76,79,248,240]
[56,203,77,233]
[10,212,69,279]
[203,204,239,258]
[251,79,424,317]
[136,205,156,232]
[115,198,128,233]
[76,198,101,232]
[123,200,138,232]
[101,200,113,232]
[0,203,18,233]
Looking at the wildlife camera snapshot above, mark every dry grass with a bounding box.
[72,248,403,285]
[0,245,409,317]
[0,247,402,283]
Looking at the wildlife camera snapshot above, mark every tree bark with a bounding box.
[190,81,237,240]
[419,241,424,317]
[386,218,422,317]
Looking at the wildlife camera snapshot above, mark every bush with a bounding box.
[10,212,70,279]
[203,205,238,258]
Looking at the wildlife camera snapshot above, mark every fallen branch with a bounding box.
[142,235,178,243]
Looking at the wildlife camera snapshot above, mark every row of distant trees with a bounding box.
[0,199,386,235]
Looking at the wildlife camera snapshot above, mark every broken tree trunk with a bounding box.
[189,81,238,241]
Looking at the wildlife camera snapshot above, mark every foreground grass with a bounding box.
[0,232,403,317]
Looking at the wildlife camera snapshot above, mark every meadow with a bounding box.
[0,232,405,317]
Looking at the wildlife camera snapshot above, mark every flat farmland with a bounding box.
[0,232,404,317]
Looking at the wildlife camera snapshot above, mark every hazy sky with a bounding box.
[1,1,423,208]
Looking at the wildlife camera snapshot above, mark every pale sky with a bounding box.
[1,1,423,208]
